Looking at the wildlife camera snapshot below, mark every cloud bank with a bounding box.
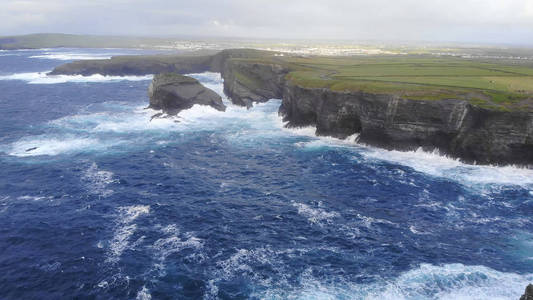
[1,0,532,45]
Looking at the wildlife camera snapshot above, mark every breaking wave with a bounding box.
[292,129,533,189]
[360,147,533,188]
[0,71,152,84]
[7,135,110,157]
[29,52,114,60]
[254,263,533,300]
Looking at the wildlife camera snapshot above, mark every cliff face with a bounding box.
[148,73,225,115]
[220,59,288,107]
[279,82,533,165]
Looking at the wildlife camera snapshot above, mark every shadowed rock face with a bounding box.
[148,73,225,115]
[521,284,533,300]
[221,59,288,107]
[279,82,533,166]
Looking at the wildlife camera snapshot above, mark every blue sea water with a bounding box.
[0,48,532,299]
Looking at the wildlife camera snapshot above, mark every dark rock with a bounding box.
[279,82,533,166]
[521,284,533,300]
[148,73,225,115]
[149,112,164,121]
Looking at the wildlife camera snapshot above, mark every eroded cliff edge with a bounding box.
[50,49,533,166]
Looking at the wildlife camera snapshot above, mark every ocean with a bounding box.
[0,48,532,299]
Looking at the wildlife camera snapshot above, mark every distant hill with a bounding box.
[0,33,178,50]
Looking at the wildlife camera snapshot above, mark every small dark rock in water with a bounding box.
[521,284,533,300]
[25,147,38,152]
[148,73,225,115]
[150,112,164,121]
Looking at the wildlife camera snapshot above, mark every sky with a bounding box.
[1,0,533,45]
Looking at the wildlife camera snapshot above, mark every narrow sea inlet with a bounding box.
[0,48,532,299]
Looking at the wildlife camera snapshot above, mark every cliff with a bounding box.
[279,82,533,165]
[148,73,225,115]
[220,59,288,107]
[51,49,533,166]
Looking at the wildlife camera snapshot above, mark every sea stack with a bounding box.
[148,73,226,115]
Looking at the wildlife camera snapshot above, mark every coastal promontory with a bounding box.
[51,49,533,166]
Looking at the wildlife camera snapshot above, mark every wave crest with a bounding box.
[0,71,152,84]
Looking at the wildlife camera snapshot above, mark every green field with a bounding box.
[272,56,533,111]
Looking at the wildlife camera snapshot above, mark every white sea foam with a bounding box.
[117,205,150,224]
[212,247,281,285]
[292,201,339,226]
[361,147,533,188]
[354,213,396,229]
[82,163,117,197]
[150,224,203,275]
[289,128,533,188]
[17,195,53,201]
[136,286,152,300]
[0,71,152,84]
[106,205,150,263]
[29,52,114,60]
[256,263,533,300]
[8,136,107,157]
[205,245,532,300]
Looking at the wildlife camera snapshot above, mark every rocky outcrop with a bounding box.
[279,82,533,165]
[148,73,225,115]
[49,54,215,76]
[521,284,533,300]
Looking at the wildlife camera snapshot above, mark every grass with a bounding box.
[268,55,533,111]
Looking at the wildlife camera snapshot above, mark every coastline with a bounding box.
[49,49,533,167]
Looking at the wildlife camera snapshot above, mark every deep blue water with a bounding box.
[0,48,532,300]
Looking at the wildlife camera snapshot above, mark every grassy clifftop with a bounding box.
[228,53,533,111]
[270,55,533,111]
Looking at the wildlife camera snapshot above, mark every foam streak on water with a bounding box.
[106,205,150,263]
